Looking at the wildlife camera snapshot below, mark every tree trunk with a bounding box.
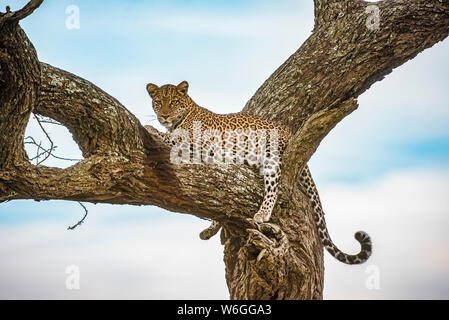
[1,0,448,299]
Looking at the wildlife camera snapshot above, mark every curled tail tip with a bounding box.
[331,231,373,264]
[353,230,372,264]
[355,231,371,243]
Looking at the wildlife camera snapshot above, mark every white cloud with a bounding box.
[0,216,228,299]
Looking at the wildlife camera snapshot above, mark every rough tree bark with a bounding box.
[1,0,448,299]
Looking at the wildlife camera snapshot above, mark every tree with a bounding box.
[1,0,448,300]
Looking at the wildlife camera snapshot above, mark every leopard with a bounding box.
[145,81,372,264]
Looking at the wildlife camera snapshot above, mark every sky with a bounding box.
[0,0,448,299]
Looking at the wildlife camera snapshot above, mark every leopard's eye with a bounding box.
[170,100,179,106]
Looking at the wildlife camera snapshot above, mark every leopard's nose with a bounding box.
[160,114,169,121]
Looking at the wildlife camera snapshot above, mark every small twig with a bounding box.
[25,136,82,162]
[24,136,51,160]
[24,136,53,162]
[67,202,89,230]
[24,114,83,164]
[49,153,82,162]
[34,115,54,165]
[36,140,42,165]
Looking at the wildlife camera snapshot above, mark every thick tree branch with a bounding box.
[37,63,148,160]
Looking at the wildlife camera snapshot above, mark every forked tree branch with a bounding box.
[0,0,43,26]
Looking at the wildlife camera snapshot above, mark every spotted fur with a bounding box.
[145,81,372,264]
[298,166,372,264]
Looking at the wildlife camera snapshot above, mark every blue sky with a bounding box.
[1,0,448,299]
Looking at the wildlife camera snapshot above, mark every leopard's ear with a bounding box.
[146,83,159,98]
[177,81,189,96]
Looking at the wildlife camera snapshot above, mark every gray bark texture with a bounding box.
[1,0,448,299]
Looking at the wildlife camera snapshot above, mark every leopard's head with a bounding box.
[146,81,190,131]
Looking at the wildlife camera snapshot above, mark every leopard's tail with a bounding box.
[319,221,372,265]
[299,166,372,264]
